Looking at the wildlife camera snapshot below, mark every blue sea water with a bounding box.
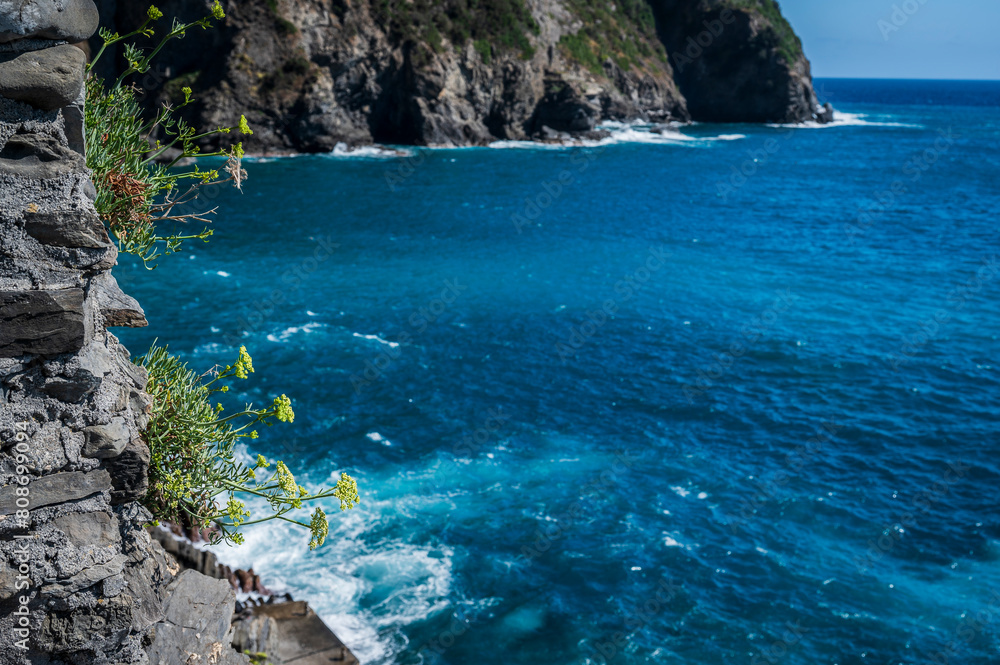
[117,79,1000,665]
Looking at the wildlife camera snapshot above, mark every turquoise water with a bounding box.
[117,80,1000,665]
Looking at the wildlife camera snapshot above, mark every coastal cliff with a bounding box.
[91,0,831,153]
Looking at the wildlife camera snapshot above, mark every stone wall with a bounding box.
[0,3,245,663]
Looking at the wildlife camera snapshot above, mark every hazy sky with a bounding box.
[778,0,1000,79]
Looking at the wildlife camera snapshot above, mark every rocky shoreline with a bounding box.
[150,525,360,665]
[91,0,832,155]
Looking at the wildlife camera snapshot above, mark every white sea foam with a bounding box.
[670,485,691,498]
[768,111,923,130]
[329,142,413,159]
[488,123,747,150]
[206,483,459,665]
[266,322,325,343]
[366,432,392,446]
[353,332,400,348]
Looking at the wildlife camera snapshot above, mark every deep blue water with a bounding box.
[117,79,1000,665]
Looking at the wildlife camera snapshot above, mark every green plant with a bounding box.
[556,0,669,74]
[375,0,538,61]
[140,344,360,549]
[473,39,492,64]
[724,0,802,63]
[85,3,250,268]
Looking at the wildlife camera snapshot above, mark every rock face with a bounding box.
[90,0,830,153]
[147,570,250,665]
[647,0,828,124]
[0,3,223,663]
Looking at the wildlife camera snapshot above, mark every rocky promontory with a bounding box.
[91,0,832,153]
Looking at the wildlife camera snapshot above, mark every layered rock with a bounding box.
[0,3,250,663]
[90,0,829,153]
[0,4,158,663]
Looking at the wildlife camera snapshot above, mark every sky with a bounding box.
[778,0,1000,80]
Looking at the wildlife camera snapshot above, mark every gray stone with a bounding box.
[0,131,85,178]
[0,44,86,110]
[232,614,281,663]
[147,569,251,665]
[130,388,152,430]
[41,553,125,598]
[89,273,147,328]
[0,288,89,357]
[51,510,119,547]
[0,0,100,44]
[0,469,110,515]
[19,423,68,473]
[62,83,84,154]
[82,416,129,458]
[106,436,149,504]
[22,206,111,248]
[120,538,173,632]
[41,339,113,400]
[39,593,134,653]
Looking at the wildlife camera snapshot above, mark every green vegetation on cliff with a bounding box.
[724,0,802,63]
[374,0,539,61]
[86,4,360,550]
[558,0,669,74]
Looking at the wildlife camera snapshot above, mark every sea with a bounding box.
[116,79,1000,665]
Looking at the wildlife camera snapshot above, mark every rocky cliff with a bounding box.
[0,3,250,663]
[91,0,831,153]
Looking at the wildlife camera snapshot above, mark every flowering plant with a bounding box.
[85,3,251,267]
[141,344,359,549]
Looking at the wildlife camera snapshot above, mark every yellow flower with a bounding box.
[333,472,360,511]
[226,498,250,525]
[230,345,254,379]
[238,115,253,135]
[275,461,297,496]
[211,1,225,20]
[309,507,329,550]
[272,395,294,423]
[147,5,163,20]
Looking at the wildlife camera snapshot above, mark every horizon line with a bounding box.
[813,76,1000,82]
